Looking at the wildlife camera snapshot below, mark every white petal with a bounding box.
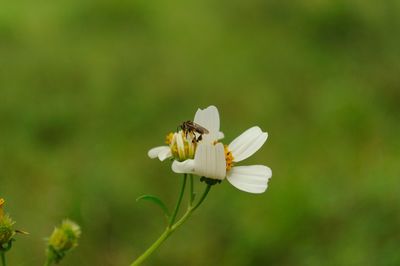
[172,159,195,174]
[193,143,226,180]
[158,148,172,161]
[217,131,224,140]
[228,126,268,162]
[193,105,220,143]
[214,143,226,179]
[226,165,272,194]
[148,146,171,161]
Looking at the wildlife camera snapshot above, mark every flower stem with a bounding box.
[189,174,195,207]
[43,257,52,266]
[169,174,187,226]
[130,228,170,266]
[130,183,212,266]
[191,183,211,212]
[1,251,6,266]
[171,184,211,233]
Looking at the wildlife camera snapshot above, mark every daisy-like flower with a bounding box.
[135,106,272,265]
[147,106,223,162]
[172,126,272,194]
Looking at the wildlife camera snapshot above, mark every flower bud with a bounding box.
[46,220,81,263]
[0,214,15,247]
[0,198,27,251]
[0,198,16,249]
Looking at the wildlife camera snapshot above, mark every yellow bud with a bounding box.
[0,215,15,246]
[0,198,28,248]
[47,220,81,263]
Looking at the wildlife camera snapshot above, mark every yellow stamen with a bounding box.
[167,131,197,161]
[224,145,234,171]
[165,132,174,145]
[0,198,4,218]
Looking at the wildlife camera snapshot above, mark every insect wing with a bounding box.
[192,122,209,134]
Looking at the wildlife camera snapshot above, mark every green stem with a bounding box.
[169,174,187,226]
[130,183,212,266]
[189,174,195,207]
[130,228,170,266]
[1,251,6,266]
[44,257,52,266]
[191,184,211,212]
[171,184,211,232]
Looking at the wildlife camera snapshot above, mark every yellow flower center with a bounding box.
[165,132,174,145]
[166,131,197,161]
[224,145,234,171]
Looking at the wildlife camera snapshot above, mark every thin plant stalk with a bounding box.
[130,178,212,266]
[189,174,195,207]
[1,252,6,266]
[44,257,52,266]
[169,174,187,226]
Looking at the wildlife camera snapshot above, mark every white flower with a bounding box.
[192,105,224,143]
[172,126,272,194]
[148,106,223,162]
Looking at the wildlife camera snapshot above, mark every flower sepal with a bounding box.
[200,176,221,186]
[0,238,14,252]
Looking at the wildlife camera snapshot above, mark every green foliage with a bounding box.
[136,195,170,220]
[1,0,400,265]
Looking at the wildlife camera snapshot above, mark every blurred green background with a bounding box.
[1,0,400,265]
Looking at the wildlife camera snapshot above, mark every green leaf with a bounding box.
[136,195,170,218]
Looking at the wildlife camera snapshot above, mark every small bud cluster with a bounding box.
[0,215,15,248]
[46,220,81,264]
[1,198,80,265]
[0,199,16,249]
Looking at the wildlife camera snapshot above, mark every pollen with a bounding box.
[224,145,234,171]
[0,198,4,218]
[165,132,174,145]
[168,131,197,161]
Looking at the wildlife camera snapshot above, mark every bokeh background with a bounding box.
[1,0,400,265]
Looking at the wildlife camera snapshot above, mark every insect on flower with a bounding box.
[180,120,209,142]
[172,124,272,194]
[137,105,272,266]
[148,106,224,162]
